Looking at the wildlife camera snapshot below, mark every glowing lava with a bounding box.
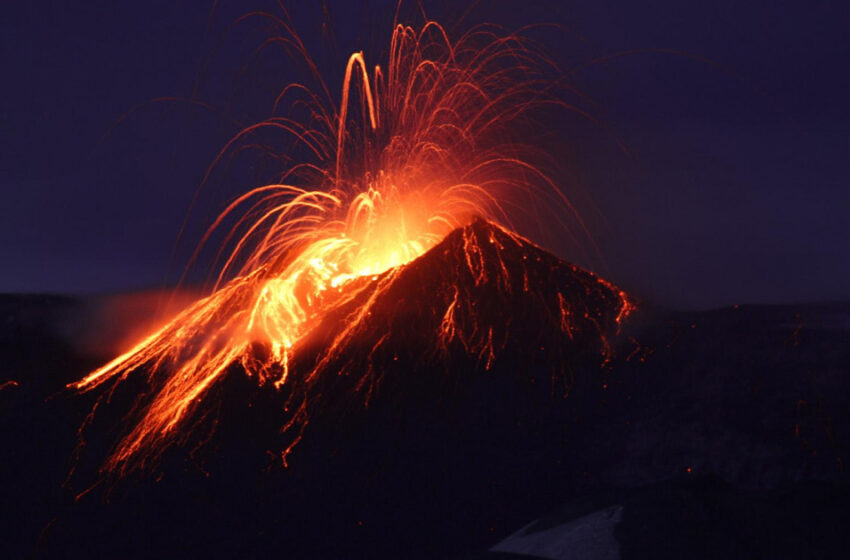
[70,14,632,474]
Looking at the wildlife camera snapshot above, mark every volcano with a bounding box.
[70,218,633,476]
[64,16,629,476]
[49,219,636,558]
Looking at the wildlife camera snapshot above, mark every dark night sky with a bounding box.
[2,1,848,309]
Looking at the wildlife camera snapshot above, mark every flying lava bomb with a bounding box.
[69,12,634,476]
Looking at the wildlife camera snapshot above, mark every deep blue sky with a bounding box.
[2,1,848,309]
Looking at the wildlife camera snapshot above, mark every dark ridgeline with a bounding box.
[1,222,849,559]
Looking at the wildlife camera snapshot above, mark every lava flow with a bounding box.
[70,14,633,474]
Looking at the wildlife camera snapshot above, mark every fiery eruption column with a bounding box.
[71,14,631,474]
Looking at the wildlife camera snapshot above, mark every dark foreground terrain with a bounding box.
[1,292,848,559]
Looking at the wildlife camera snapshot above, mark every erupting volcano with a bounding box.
[70,14,633,474]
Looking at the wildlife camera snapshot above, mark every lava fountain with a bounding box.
[70,12,633,475]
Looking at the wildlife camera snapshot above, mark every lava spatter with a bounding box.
[70,14,633,474]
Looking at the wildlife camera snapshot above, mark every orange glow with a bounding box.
[0,380,19,392]
[70,16,632,474]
